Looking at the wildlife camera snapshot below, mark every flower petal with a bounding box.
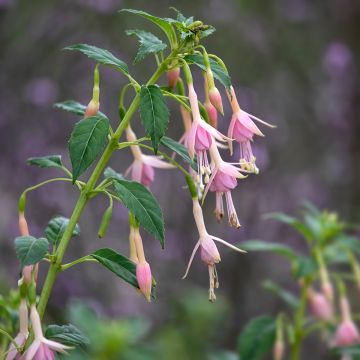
[227,114,237,155]
[238,111,264,137]
[210,236,247,253]
[25,340,41,360]
[182,241,200,279]
[141,155,175,169]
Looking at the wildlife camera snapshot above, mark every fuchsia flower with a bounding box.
[334,296,360,347]
[136,261,152,302]
[24,305,71,360]
[167,67,180,88]
[183,199,245,301]
[227,86,273,173]
[125,127,174,187]
[208,86,224,115]
[307,288,333,321]
[6,299,28,360]
[204,100,218,128]
[205,142,246,227]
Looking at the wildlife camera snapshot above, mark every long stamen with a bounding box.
[225,191,241,228]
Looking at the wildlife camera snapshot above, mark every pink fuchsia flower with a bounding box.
[6,299,29,360]
[203,142,246,227]
[227,86,273,173]
[125,127,174,187]
[167,67,180,88]
[182,199,245,301]
[24,305,71,360]
[334,296,360,347]
[307,288,333,321]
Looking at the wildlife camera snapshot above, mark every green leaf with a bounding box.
[54,100,107,118]
[112,179,165,247]
[265,212,314,241]
[104,167,124,181]
[45,324,89,347]
[170,7,193,25]
[139,85,169,154]
[262,280,299,308]
[27,155,63,169]
[68,115,109,182]
[45,216,80,246]
[238,316,276,360]
[292,256,318,279]
[91,248,138,288]
[240,240,297,260]
[121,9,175,44]
[184,54,231,89]
[126,29,167,63]
[64,44,129,74]
[160,136,197,170]
[14,236,49,267]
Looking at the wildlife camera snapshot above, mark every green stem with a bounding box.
[61,255,97,271]
[290,279,310,360]
[36,59,168,321]
[0,328,20,352]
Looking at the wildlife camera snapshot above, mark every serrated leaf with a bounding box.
[126,29,167,63]
[262,280,299,308]
[68,115,109,182]
[170,7,193,25]
[91,248,138,288]
[45,216,80,246]
[121,9,175,45]
[14,236,49,267]
[64,44,128,74]
[45,324,89,347]
[160,136,197,170]
[54,100,107,118]
[200,26,216,39]
[139,85,169,154]
[104,167,124,181]
[27,155,63,169]
[240,240,297,260]
[112,179,165,247]
[184,54,231,89]
[238,316,276,360]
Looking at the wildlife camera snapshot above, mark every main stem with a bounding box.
[290,279,310,360]
[37,62,167,319]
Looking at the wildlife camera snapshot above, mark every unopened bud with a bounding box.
[321,280,334,304]
[84,99,99,118]
[200,237,221,265]
[204,101,218,128]
[136,261,152,302]
[273,340,284,360]
[98,205,113,238]
[307,288,333,321]
[19,213,29,236]
[167,67,180,88]
[208,86,224,115]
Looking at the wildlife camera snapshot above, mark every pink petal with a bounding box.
[130,160,142,183]
[25,340,41,360]
[141,155,174,169]
[186,121,198,159]
[220,163,247,179]
[238,111,264,137]
[43,338,71,352]
[182,241,200,279]
[227,114,237,155]
[210,235,247,253]
[199,119,228,142]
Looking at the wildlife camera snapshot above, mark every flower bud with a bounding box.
[209,86,224,115]
[19,213,29,236]
[307,288,333,321]
[84,99,99,118]
[136,261,152,302]
[204,100,218,128]
[98,205,113,238]
[273,340,285,360]
[334,296,360,347]
[200,237,221,265]
[167,67,180,88]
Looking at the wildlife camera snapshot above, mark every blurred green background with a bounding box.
[0,0,360,359]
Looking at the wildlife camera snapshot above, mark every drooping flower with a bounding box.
[167,67,180,88]
[182,199,245,301]
[204,142,246,227]
[307,288,333,321]
[125,127,174,187]
[334,296,360,347]
[227,86,273,173]
[24,305,71,360]
[6,299,28,360]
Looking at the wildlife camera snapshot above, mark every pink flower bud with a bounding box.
[84,99,99,118]
[167,67,180,88]
[308,289,333,321]
[19,213,29,236]
[136,261,152,302]
[273,340,285,360]
[209,87,224,115]
[200,237,221,265]
[334,297,360,347]
[204,101,218,128]
[322,280,334,304]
